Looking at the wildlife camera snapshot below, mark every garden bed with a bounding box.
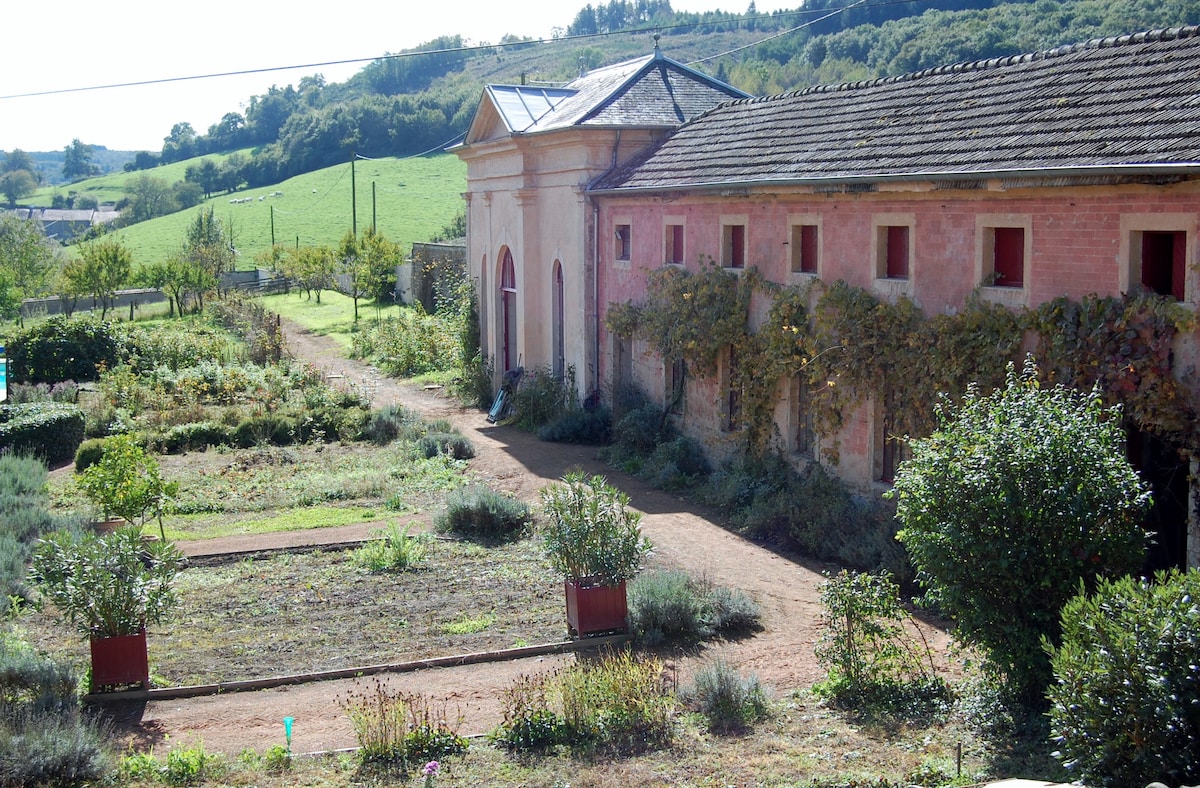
[21,537,563,687]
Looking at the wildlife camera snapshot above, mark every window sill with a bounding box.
[978,285,1028,309]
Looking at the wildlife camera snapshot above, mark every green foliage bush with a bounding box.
[352,523,430,573]
[494,672,565,752]
[233,414,295,448]
[0,455,81,604]
[73,437,110,472]
[159,421,232,454]
[350,306,462,378]
[0,635,111,786]
[628,569,761,646]
[893,359,1151,703]
[417,431,474,460]
[0,709,112,787]
[1048,569,1200,787]
[536,406,612,445]
[680,658,770,733]
[508,366,575,432]
[814,570,948,718]
[540,472,651,585]
[703,452,902,575]
[434,483,531,540]
[495,651,676,752]
[557,649,676,750]
[8,314,124,384]
[365,404,417,445]
[0,402,86,465]
[8,381,79,405]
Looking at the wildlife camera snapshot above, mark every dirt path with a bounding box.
[105,321,951,756]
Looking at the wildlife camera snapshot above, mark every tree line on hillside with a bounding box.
[36,0,1200,208]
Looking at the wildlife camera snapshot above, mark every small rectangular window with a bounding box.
[615,224,631,262]
[883,225,909,279]
[665,224,685,265]
[971,225,1028,289]
[1141,230,1186,301]
[791,224,818,274]
[722,223,746,269]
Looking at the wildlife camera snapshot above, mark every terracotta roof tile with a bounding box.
[598,26,1200,191]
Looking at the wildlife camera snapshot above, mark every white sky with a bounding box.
[0,0,789,154]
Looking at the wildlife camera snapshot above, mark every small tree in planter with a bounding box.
[539,472,652,637]
[77,433,176,538]
[30,527,184,690]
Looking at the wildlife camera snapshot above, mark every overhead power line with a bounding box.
[0,0,894,101]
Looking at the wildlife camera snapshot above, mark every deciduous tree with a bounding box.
[62,138,100,181]
[73,237,132,317]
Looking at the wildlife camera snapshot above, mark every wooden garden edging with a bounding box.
[82,633,630,704]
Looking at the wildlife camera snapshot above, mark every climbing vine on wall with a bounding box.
[609,265,1198,462]
[1028,292,1196,441]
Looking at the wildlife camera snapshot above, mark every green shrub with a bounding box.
[352,523,430,573]
[1048,569,1200,787]
[418,431,475,460]
[8,381,80,404]
[434,484,531,540]
[536,406,612,445]
[8,314,125,384]
[233,415,295,448]
[680,658,770,733]
[628,569,762,646]
[493,672,565,752]
[814,570,949,718]
[508,366,575,432]
[893,359,1150,704]
[558,649,675,750]
[160,421,232,454]
[294,405,369,443]
[402,694,468,762]
[0,710,112,787]
[704,452,902,576]
[73,437,111,472]
[611,403,670,457]
[641,434,709,490]
[162,743,225,786]
[0,402,86,465]
[628,569,705,646]
[366,405,417,445]
[339,679,408,765]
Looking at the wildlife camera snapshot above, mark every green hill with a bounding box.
[105,153,464,268]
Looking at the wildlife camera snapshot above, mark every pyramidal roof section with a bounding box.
[461,44,749,145]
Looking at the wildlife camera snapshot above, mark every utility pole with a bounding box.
[371,182,377,231]
[351,152,357,235]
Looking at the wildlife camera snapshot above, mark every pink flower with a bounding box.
[423,761,440,776]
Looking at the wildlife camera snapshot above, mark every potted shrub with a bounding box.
[77,433,176,539]
[539,472,652,637]
[30,527,184,690]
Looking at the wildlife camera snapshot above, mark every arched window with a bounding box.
[552,262,565,379]
[500,249,517,372]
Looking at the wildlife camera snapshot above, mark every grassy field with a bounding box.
[27,151,251,208]
[44,153,465,270]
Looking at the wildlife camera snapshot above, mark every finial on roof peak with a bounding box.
[653,33,662,58]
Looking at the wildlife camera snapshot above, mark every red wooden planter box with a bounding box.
[90,629,149,690]
[564,578,628,638]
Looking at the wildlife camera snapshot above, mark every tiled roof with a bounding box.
[478,49,749,136]
[597,26,1200,191]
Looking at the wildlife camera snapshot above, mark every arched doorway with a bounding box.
[499,249,517,372]
[552,262,565,379]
